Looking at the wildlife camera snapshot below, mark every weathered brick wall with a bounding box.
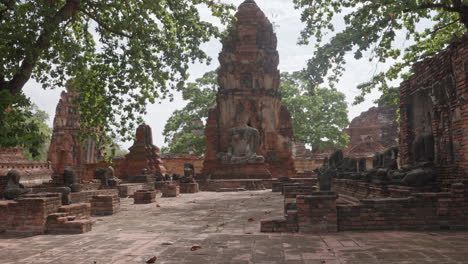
[199,179,275,191]
[338,182,468,231]
[0,148,52,187]
[334,179,416,199]
[0,176,7,198]
[161,154,203,176]
[263,180,468,233]
[297,193,338,233]
[399,34,468,186]
[70,189,119,204]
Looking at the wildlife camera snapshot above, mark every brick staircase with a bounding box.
[46,203,93,234]
[46,213,93,234]
[261,206,298,232]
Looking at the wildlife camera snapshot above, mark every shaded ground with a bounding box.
[1,190,468,264]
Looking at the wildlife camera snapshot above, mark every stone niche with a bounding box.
[48,86,100,184]
[202,0,295,179]
[399,33,468,187]
[119,124,167,179]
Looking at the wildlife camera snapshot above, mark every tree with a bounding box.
[0,93,51,159]
[22,105,52,162]
[163,70,349,153]
[294,0,467,105]
[163,71,217,155]
[281,72,349,150]
[0,0,234,152]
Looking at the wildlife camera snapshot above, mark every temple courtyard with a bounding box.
[1,190,467,264]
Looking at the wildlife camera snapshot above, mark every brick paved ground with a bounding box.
[1,190,468,264]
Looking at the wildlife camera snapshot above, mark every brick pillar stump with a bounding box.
[281,183,301,195]
[90,195,120,216]
[162,184,180,197]
[179,183,199,193]
[272,182,283,192]
[134,190,156,204]
[297,191,338,233]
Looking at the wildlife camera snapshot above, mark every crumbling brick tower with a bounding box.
[202,0,295,178]
[48,86,100,184]
[120,124,167,178]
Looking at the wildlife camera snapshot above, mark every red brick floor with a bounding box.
[1,190,468,263]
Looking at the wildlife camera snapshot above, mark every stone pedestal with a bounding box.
[117,183,151,198]
[133,190,156,204]
[297,192,338,233]
[162,184,180,198]
[0,193,62,235]
[90,195,120,216]
[179,183,199,193]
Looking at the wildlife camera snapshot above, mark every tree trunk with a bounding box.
[5,0,80,95]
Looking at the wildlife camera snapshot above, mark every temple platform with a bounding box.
[199,179,274,192]
[209,164,272,180]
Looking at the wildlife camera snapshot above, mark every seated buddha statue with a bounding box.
[217,105,264,165]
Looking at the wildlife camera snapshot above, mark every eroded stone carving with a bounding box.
[183,163,195,178]
[95,166,120,187]
[3,170,30,200]
[180,163,197,184]
[64,166,81,192]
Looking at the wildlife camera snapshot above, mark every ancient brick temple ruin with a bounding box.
[291,105,398,175]
[120,124,167,181]
[399,34,468,187]
[344,105,399,169]
[48,87,100,183]
[202,0,295,179]
[345,105,398,154]
[262,33,468,233]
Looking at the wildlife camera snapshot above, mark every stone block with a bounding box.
[179,183,199,193]
[134,190,156,204]
[90,195,120,216]
[118,183,152,198]
[162,184,180,198]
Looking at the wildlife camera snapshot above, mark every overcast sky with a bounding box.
[23,0,390,150]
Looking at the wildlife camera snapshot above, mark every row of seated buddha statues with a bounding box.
[316,132,436,189]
